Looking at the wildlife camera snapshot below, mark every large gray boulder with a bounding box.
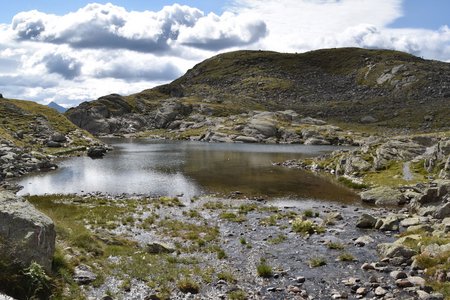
[0,192,56,272]
[360,187,406,206]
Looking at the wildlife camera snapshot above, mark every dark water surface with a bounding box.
[18,139,358,203]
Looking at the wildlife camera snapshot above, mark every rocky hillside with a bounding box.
[0,97,99,183]
[66,48,450,137]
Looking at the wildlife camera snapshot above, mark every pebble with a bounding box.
[287,285,302,294]
[390,270,408,279]
[361,262,375,270]
[408,276,426,287]
[395,278,414,288]
[374,286,388,296]
[355,287,368,295]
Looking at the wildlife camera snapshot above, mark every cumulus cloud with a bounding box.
[1,1,449,107]
[93,56,182,81]
[10,3,267,53]
[229,0,450,61]
[178,12,267,50]
[42,53,82,79]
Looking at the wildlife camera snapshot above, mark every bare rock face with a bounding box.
[0,191,56,272]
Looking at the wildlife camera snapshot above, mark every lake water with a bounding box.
[17,139,358,203]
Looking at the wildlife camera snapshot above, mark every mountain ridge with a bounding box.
[66,47,450,136]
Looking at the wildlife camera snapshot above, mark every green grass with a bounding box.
[268,235,287,245]
[228,289,247,300]
[309,257,327,268]
[217,271,237,283]
[219,211,247,223]
[177,277,200,294]
[303,209,319,218]
[327,242,345,250]
[23,194,223,298]
[256,258,273,278]
[338,177,368,189]
[338,252,355,262]
[292,218,325,235]
[0,98,95,151]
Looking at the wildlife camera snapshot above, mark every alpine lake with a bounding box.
[17,138,358,204]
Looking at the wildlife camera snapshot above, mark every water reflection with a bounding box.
[18,139,358,203]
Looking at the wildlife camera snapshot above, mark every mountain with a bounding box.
[66,47,450,137]
[47,101,67,113]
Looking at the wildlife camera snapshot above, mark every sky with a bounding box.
[0,0,449,107]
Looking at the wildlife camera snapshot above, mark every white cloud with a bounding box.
[10,3,265,53]
[0,1,449,107]
[178,12,267,50]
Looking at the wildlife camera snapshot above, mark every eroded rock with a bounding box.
[0,191,55,272]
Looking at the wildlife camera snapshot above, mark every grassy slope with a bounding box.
[0,98,95,152]
[121,48,449,131]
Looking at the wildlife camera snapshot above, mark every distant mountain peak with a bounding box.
[47,101,67,113]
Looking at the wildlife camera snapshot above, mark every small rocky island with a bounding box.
[1,48,449,300]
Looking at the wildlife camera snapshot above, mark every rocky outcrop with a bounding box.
[66,94,135,135]
[154,101,193,129]
[0,139,57,183]
[0,191,55,272]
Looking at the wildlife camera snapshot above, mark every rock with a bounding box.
[360,115,378,124]
[390,270,408,279]
[304,137,331,145]
[407,224,433,233]
[87,146,107,159]
[378,243,416,259]
[46,140,62,148]
[299,117,327,125]
[416,290,444,300]
[378,215,400,231]
[66,94,133,135]
[356,213,377,228]
[419,188,439,204]
[344,156,372,174]
[422,243,450,257]
[354,235,374,247]
[355,287,368,295]
[146,242,175,254]
[331,291,348,299]
[0,293,15,300]
[374,139,426,170]
[248,118,277,138]
[361,262,375,270]
[374,286,387,296]
[360,187,406,206]
[396,278,414,288]
[433,202,450,219]
[400,217,421,227]
[0,191,56,272]
[296,276,306,283]
[287,285,302,293]
[407,276,426,287]
[73,264,97,284]
[234,136,259,143]
[155,101,192,129]
[50,133,67,143]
